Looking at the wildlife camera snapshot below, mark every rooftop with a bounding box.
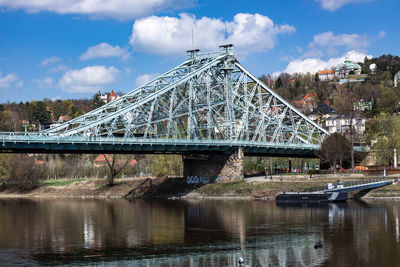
[335,57,361,71]
[318,70,335,75]
[309,104,335,116]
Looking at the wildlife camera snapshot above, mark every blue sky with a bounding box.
[0,0,399,102]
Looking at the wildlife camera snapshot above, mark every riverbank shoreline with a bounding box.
[1,174,399,200]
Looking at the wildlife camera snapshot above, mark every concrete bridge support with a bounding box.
[183,148,244,181]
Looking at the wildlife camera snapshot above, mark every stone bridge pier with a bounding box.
[183,148,244,181]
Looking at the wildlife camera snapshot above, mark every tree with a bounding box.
[314,81,333,105]
[103,154,135,186]
[145,154,183,177]
[333,82,363,170]
[379,87,399,114]
[69,105,83,119]
[274,77,283,89]
[320,133,351,171]
[92,92,105,109]
[0,154,8,180]
[3,154,41,190]
[314,72,320,82]
[365,115,400,165]
[32,101,51,126]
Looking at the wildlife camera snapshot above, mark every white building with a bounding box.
[317,70,335,80]
[395,71,400,87]
[325,115,366,135]
[99,90,119,104]
[335,57,362,78]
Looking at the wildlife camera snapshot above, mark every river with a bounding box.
[0,198,399,266]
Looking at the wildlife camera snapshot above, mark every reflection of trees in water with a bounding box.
[0,199,400,266]
[0,199,186,252]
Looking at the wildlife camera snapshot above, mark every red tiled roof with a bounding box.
[59,115,70,122]
[94,155,137,165]
[94,154,113,163]
[128,159,137,166]
[318,70,335,75]
[303,92,317,100]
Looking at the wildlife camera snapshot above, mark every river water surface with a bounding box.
[0,198,399,266]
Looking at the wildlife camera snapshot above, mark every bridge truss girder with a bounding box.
[0,48,328,156]
[44,50,328,146]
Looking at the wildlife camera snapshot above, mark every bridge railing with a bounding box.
[0,132,320,150]
[341,176,390,188]
[303,176,392,193]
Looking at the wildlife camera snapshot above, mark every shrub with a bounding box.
[4,154,41,190]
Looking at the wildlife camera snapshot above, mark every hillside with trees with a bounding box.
[0,54,400,188]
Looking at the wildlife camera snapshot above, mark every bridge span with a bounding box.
[0,46,328,179]
[0,135,319,157]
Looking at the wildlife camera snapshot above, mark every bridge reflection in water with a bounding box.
[0,199,399,266]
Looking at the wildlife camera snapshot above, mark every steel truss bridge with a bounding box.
[0,46,329,157]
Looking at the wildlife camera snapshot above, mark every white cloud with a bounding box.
[16,81,24,88]
[48,64,70,73]
[315,0,372,11]
[299,31,383,59]
[125,67,133,74]
[40,56,61,66]
[80,43,131,61]
[130,13,295,56]
[0,72,18,89]
[309,31,370,50]
[136,73,159,86]
[32,76,54,88]
[0,0,193,20]
[59,66,120,93]
[378,31,386,38]
[279,50,372,75]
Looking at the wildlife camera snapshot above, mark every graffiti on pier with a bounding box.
[186,176,210,184]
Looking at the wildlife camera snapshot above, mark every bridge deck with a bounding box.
[0,134,319,157]
[322,180,393,193]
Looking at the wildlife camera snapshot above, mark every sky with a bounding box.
[0,0,399,102]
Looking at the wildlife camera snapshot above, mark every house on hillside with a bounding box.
[325,115,366,136]
[395,71,400,87]
[335,57,362,78]
[309,104,336,125]
[93,154,137,167]
[50,115,71,129]
[35,160,47,166]
[99,90,119,104]
[354,99,373,111]
[294,92,317,112]
[317,70,335,81]
[58,115,70,123]
[93,154,113,167]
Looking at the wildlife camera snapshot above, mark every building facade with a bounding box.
[317,70,335,80]
[325,115,366,136]
[99,90,119,104]
[335,58,362,78]
[395,71,400,87]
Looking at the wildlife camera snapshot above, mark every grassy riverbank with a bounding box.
[1,174,399,199]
